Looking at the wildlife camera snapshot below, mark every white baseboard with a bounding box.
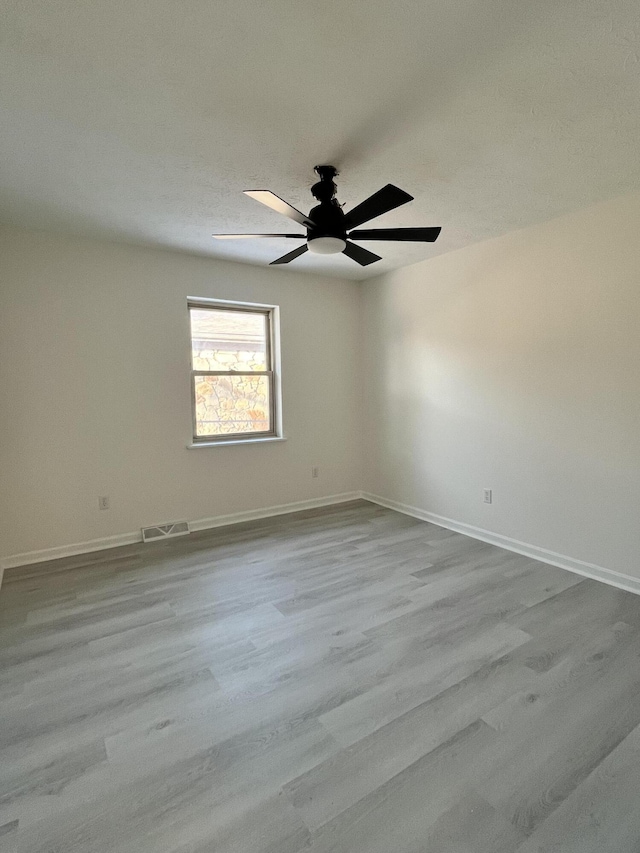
[361,492,640,596]
[4,490,637,600]
[0,531,142,573]
[188,492,361,533]
[0,492,361,576]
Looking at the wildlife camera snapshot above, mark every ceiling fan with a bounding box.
[212,166,441,266]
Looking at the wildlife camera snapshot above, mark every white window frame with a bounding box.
[187,297,283,446]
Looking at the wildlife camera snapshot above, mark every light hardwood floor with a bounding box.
[2,500,640,853]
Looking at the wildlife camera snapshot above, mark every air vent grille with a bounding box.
[141,521,190,543]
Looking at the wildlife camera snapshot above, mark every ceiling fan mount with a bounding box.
[213,166,441,266]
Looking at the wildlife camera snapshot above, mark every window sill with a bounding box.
[187,436,286,449]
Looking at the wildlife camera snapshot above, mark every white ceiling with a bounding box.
[2,1,640,280]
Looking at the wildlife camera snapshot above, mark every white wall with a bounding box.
[0,227,362,561]
[3,191,639,576]
[362,192,640,577]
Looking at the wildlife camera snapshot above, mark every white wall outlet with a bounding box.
[312,466,320,479]
[483,489,492,504]
[98,496,110,510]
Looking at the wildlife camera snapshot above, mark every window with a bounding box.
[188,299,280,444]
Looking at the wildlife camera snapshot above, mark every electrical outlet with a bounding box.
[483,489,492,504]
[312,466,320,479]
[98,496,110,510]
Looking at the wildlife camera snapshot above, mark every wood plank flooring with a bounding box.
[2,500,640,852]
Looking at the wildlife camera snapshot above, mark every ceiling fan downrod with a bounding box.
[311,165,340,203]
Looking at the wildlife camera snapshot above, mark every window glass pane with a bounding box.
[190,308,268,371]
[194,374,271,437]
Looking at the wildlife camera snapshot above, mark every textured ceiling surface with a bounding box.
[2,1,640,280]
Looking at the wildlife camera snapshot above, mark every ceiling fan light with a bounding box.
[307,236,347,255]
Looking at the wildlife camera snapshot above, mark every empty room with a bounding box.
[1,2,640,851]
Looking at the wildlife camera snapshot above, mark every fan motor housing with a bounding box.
[307,204,347,254]
[307,203,346,241]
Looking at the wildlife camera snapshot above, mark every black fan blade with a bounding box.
[244,191,315,227]
[342,241,382,267]
[213,233,306,239]
[269,244,309,265]
[343,184,413,230]
[348,227,441,242]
